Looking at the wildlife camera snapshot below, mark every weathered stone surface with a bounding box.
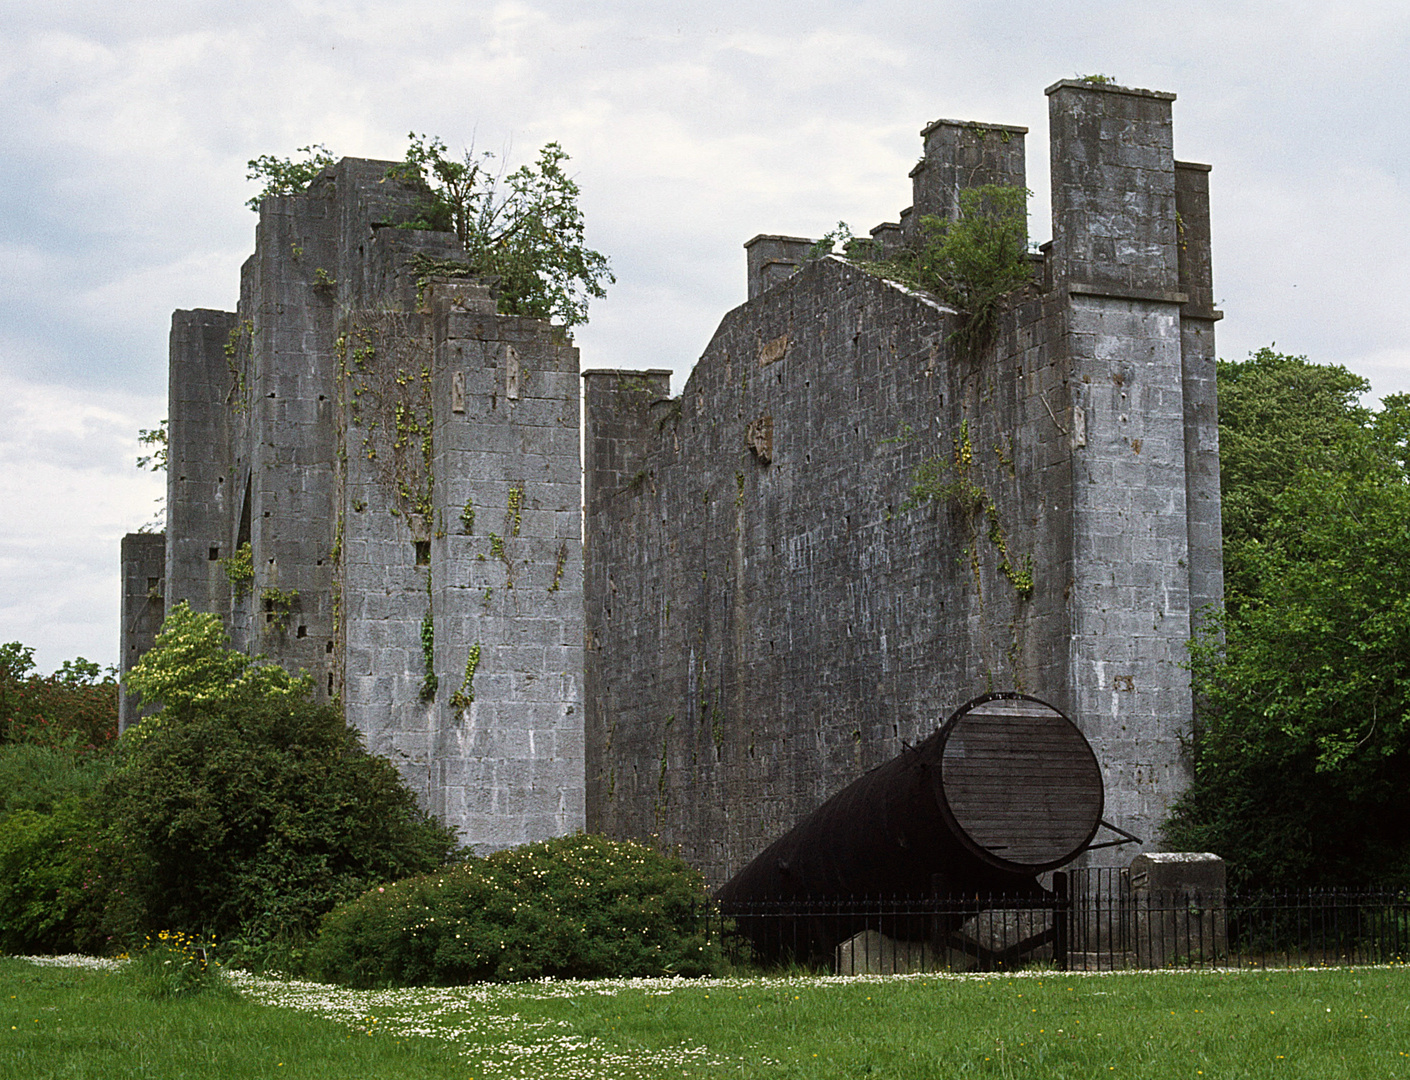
[134,80,1221,879]
[117,532,166,733]
[583,81,1221,887]
[145,161,584,852]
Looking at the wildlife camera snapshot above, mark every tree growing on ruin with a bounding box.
[808,184,1033,358]
[248,135,613,329]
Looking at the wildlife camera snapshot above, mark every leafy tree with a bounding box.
[0,642,116,748]
[135,419,167,472]
[124,601,308,715]
[244,144,335,210]
[1165,350,1410,890]
[248,134,612,329]
[1213,348,1374,608]
[74,603,458,947]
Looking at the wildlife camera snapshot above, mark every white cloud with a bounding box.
[2,0,1409,663]
[0,374,164,671]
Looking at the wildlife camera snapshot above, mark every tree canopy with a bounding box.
[1165,349,1410,890]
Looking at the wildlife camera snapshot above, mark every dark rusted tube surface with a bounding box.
[715,693,1103,958]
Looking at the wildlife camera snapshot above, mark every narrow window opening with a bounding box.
[414,540,431,566]
[208,546,220,561]
[327,672,335,695]
[325,641,333,654]
[296,625,307,638]
[146,577,159,591]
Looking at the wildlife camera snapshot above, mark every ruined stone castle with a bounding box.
[121,79,1222,886]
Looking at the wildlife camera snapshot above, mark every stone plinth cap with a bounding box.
[581,368,673,379]
[1175,160,1213,173]
[920,118,1029,137]
[1045,79,1176,101]
[744,234,813,249]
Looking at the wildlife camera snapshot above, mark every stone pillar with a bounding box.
[166,308,238,617]
[245,191,341,700]
[904,118,1028,246]
[118,532,166,732]
[428,281,585,852]
[1175,161,1224,630]
[1047,79,1194,855]
[744,235,814,300]
[1130,852,1227,966]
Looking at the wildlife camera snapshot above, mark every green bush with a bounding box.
[0,694,116,955]
[87,689,457,947]
[0,742,112,820]
[308,833,723,987]
[0,801,89,953]
[74,603,458,950]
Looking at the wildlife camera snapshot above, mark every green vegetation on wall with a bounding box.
[337,318,435,535]
[808,184,1033,359]
[250,134,613,329]
[907,420,1034,599]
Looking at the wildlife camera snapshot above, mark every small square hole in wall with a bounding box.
[414,540,431,566]
[296,625,307,638]
[208,546,220,561]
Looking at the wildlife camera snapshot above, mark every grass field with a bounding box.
[4,956,1409,1079]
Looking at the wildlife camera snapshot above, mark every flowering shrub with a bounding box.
[0,642,117,748]
[308,833,723,987]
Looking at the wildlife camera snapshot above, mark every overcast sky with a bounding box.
[2,1,1407,672]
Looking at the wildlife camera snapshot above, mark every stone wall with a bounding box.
[123,78,1220,876]
[125,159,585,851]
[583,79,1222,886]
[117,532,165,732]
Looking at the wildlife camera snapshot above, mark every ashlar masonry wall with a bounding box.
[584,79,1222,887]
[124,159,585,851]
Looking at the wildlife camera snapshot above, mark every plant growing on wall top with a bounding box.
[245,145,335,210]
[248,135,613,329]
[887,184,1033,358]
[813,185,1033,360]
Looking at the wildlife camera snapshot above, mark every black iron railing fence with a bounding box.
[705,872,1410,974]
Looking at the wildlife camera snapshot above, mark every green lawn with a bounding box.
[4,956,1409,1079]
